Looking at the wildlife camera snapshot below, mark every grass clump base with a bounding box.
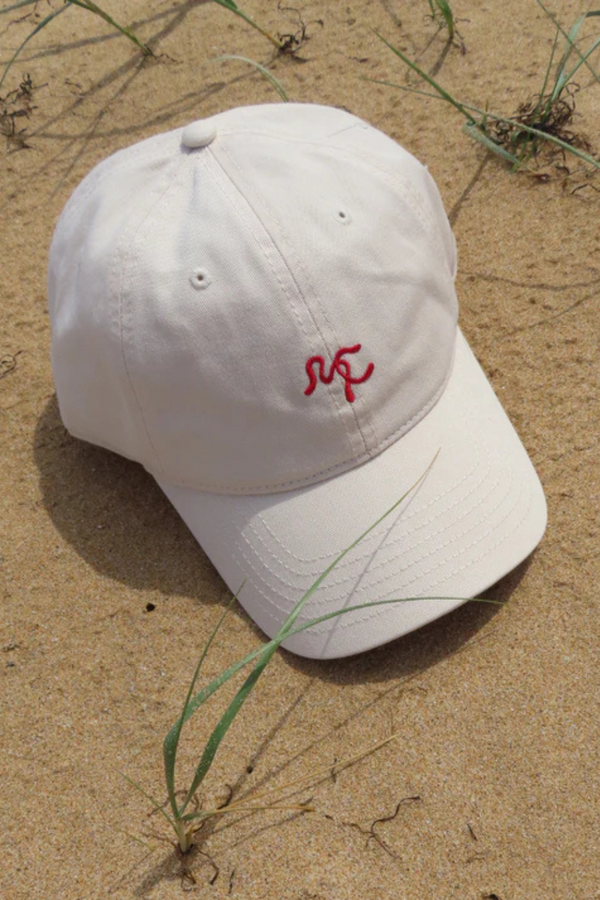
[486,85,593,170]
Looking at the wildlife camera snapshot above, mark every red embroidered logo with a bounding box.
[304,344,374,403]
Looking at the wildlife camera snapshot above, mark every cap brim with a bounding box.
[156,329,547,660]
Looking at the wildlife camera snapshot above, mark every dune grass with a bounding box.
[427,0,455,42]
[373,1,600,172]
[0,0,282,89]
[211,53,289,101]
[124,455,498,855]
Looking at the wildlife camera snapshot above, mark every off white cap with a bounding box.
[48,103,547,659]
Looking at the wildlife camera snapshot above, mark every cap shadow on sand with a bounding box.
[34,394,533,688]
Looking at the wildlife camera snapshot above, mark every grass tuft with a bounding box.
[0,73,36,150]
[372,3,600,173]
[125,454,500,855]
[0,0,283,89]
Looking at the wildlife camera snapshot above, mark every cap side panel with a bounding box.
[346,147,458,281]
[48,137,182,466]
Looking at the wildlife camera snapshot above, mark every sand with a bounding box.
[1,1,599,897]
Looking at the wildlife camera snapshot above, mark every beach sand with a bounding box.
[1,1,599,897]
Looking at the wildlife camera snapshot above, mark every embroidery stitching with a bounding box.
[304,344,374,403]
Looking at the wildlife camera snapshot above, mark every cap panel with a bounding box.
[209,103,457,278]
[121,145,366,492]
[48,131,183,467]
[318,112,458,280]
[216,122,457,456]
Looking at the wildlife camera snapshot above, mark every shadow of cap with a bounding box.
[34,394,225,603]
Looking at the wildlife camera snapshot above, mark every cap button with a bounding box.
[181,119,217,149]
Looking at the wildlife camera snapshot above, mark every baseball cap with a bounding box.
[47,102,547,660]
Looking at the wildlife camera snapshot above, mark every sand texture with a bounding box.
[2,1,600,897]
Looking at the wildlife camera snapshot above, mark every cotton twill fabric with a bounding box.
[49,104,458,495]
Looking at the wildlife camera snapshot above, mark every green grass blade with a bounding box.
[534,0,600,91]
[364,76,519,162]
[163,591,240,820]
[462,122,523,165]
[174,455,441,729]
[211,0,282,49]
[166,643,271,737]
[176,454,440,815]
[552,11,600,100]
[533,24,560,120]
[553,12,588,99]
[0,0,38,14]
[432,0,454,40]
[176,585,499,818]
[122,773,175,828]
[278,450,440,643]
[374,32,477,124]
[557,32,600,101]
[168,582,497,747]
[67,0,152,55]
[363,75,445,98]
[0,3,69,88]
[286,594,500,641]
[177,583,499,816]
[212,54,288,100]
[0,0,153,89]
[179,641,279,813]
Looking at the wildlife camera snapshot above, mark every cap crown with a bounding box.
[48,103,458,495]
